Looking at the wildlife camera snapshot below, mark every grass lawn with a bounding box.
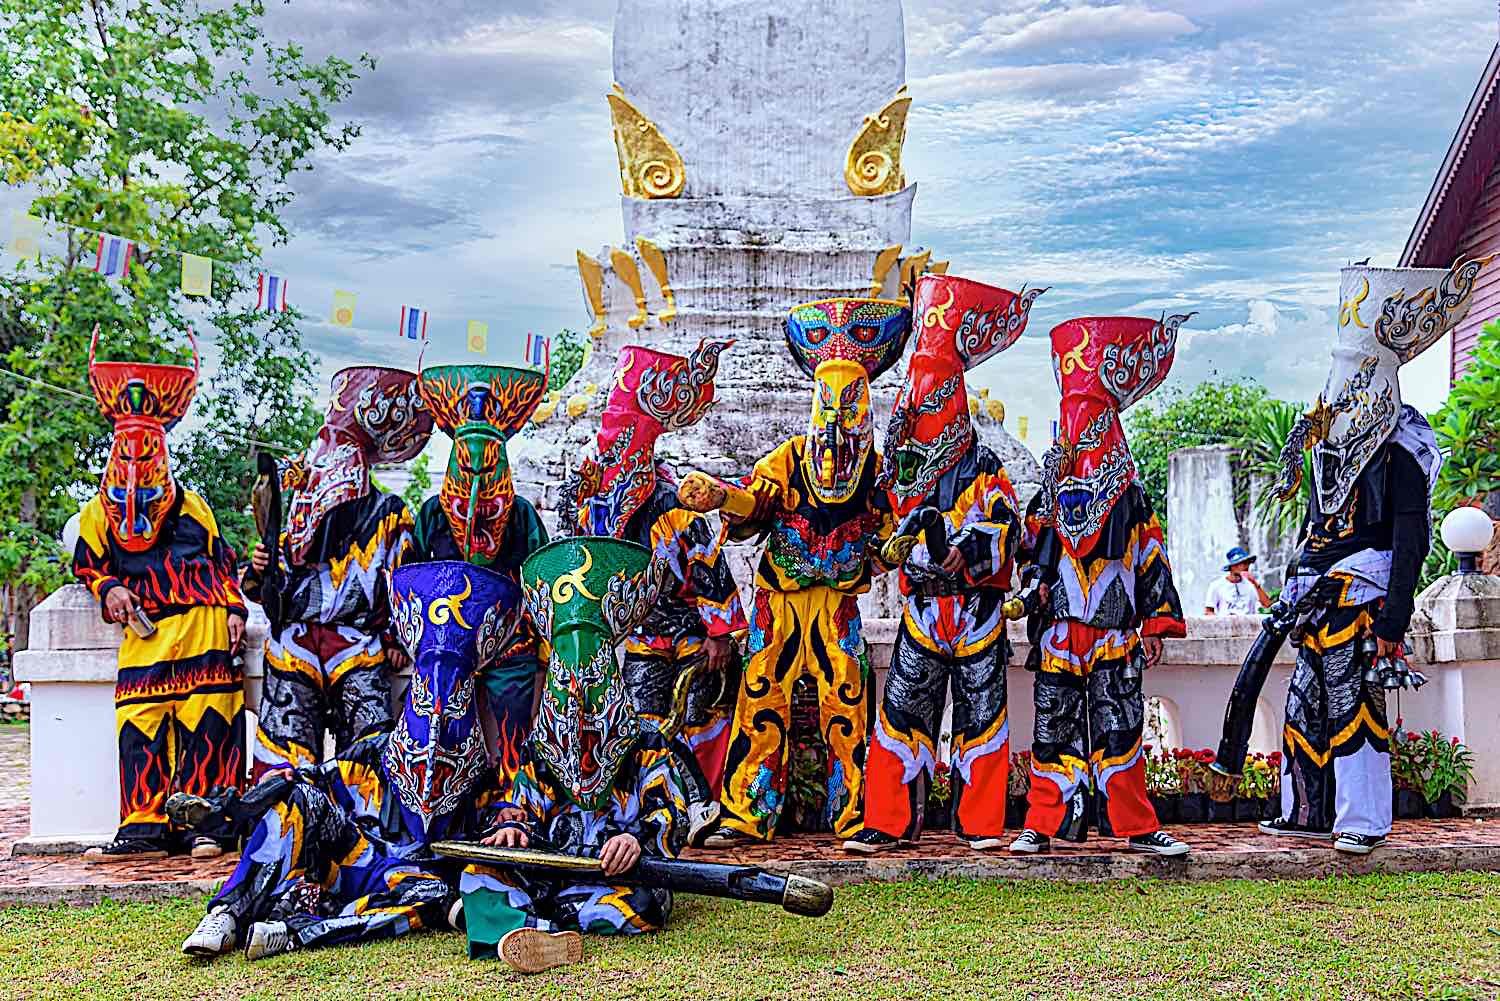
[3,873,1498,1000]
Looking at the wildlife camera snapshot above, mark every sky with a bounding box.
[8,0,1499,459]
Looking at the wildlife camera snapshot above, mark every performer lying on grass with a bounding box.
[456,537,693,974]
[175,561,521,961]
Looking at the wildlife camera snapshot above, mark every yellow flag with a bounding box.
[1017,415,1029,441]
[331,289,356,327]
[7,213,42,258]
[181,253,212,296]
[466,320,488,354]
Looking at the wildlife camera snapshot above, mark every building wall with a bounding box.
[1452,155,1500,381]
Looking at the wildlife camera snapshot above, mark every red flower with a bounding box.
[1267,752,1283,766]
[1195,749,1216,764]
[1406,732,1419,742]
[1453,737,1461,747]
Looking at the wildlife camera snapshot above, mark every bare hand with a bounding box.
[1037,582,1050,606]
[227,613,246,653]
[250,544,270,573]
[940,547,967,575]
[1142,636,1164,668]
[600,833,641,876]
[495,807,526,824]
[703,636,735,673]
[103,587,139,625]
[482,826,529,848]
[1376,636,1405,661]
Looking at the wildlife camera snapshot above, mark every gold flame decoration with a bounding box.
[845,87,911,197]
[607,85,685,199]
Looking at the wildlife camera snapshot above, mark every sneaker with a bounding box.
[1008,830,1051,854]
[1128,831,1190,857]
[699,826,753,848]
[243,921,293,961]
[686,801,722,849]
[82,837,169,862]
[181,908,236,957]
[498,928,584,974]
[959,833,1007,853]
[1332,832,1386,856]
[1258,818,1333,840]
[446,898,466,933]
[189,836,226,860]
[841,829,904,854]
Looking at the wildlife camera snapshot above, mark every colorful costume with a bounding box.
[72,327,247,853]
[414,362,550,768]
[563,339,747,794]
[460,537,691,954]
[1016,313,1190,853]
[1257,260,1481,849]
[180,561,521,959]
[689,298,907,841]
[854,275,1040,850]
[245,366,432,779]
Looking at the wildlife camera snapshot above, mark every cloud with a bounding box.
[956,4,1201,57]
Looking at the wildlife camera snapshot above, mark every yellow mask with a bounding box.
[804,359,871,504]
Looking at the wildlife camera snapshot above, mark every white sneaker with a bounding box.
[1129,831,1190,857]
[687,801,722,849]
[1008,830,1050,854]
[181,908,236,957]
[243,920,292,961]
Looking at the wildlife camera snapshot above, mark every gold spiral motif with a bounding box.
[551,547,600,605]
[608,86,685,200]
[639,159,682,199]
[844,89,911,198]
[852,149,894,196]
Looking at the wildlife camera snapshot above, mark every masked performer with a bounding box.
[177,560,521,960]
[457,537,692,973]
[244,366,433,780]
[415,362,550,767]
[678,298,908,843]
[846,274,1040,854]
[1237,259,1481,854]
[69,327,247,862]
[562,339,747,812]
[1008,313,1192,857]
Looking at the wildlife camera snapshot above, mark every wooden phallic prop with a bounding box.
[430,841,834,917]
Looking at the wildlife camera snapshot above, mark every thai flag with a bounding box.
[399,305,429,341]
[525,332,549,367]
[94,234,133,279]
[257,273,287,313]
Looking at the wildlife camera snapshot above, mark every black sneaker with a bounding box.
[1008,829,1050,854]
[1128,831,1190,857]
[1257,818,1332,840]
[82,837,170,863]
[699,826,754,848]
[842,829,904,854]
[1332,832,1386,855]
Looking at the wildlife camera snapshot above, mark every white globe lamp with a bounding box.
[60,510,82,559]
[1440,506,1495,574]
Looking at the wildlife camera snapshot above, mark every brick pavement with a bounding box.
[0,722,1497,905]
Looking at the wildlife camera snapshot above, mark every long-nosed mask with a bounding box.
[784,298,911,504]
[522,537,664,809]
[883,274,1044,516]
[1042,313,1193,556]
[384,560,521,836]
[87,325,199,553]
[285,367,433,562]
[1300,258,1488,514]
[570,339,732,537]
[418,364,548,561]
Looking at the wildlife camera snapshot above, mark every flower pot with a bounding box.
[1233,797,1262,822]
[924,805,952,830]
[1005,795,1028,830]
[1393,788,1425,820]
[1179,793,1209,824]
[1425,790,1459,819]
[1208,798,1234,823]
[1261,796,1280,821]
[1149,793,1180,825]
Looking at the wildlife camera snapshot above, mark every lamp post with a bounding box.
[1440,506,1495,575]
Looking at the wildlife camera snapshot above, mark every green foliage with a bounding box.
[400,453,433,510]
[1238,399,1313,540]
[1123,378,1272,527]
[1391,726,1475,803]
[0,0,371,578]
[547,328,587,394]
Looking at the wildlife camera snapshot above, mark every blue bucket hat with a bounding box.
[1223,546,1257,571]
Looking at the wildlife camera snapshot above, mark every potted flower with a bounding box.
[1235,753,1276,822]
[1145,745,1181,824]
[1418,730,1473,818]
[924,759,953,830]
[1175,748,1212,823]
[1390,725,1427,820]
[1007,751,1031,829]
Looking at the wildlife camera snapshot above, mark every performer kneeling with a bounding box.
[848,274,1041,854]
[176,561,521,960]
[457,538,691,973]
[1221,259,1483,854]
[1010,314,1192,857]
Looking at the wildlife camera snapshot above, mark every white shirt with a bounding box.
[1205,575,1259,616]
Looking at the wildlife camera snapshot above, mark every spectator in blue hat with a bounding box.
[1203,546,1270,616]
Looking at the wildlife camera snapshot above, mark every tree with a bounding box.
[1123,378,1271,528]
[0,0,372,645]
[1238,398,1313,542]
[547,328,588,394]
[1423,318,1500,584]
